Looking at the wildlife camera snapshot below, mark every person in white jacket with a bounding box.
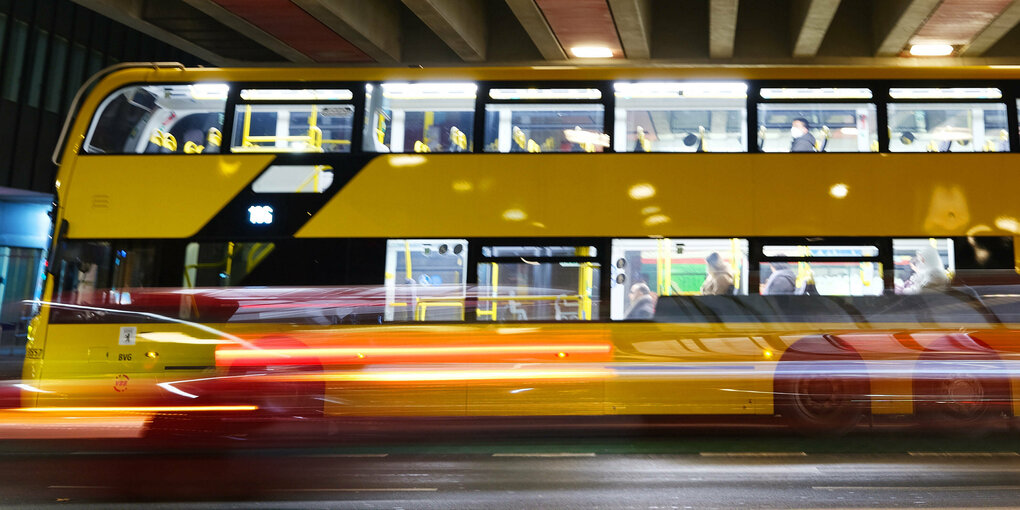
[901,245,950,294]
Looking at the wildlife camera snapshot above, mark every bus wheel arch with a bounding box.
[773,335,870,436]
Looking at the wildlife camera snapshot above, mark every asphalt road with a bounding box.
[2,431,1020,508]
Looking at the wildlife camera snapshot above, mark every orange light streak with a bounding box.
[271,368,614,383]
[216,343,613,365]
[12,405,258,413]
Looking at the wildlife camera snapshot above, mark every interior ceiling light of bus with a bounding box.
[381,82,477,99]
[889,87,1002,99]
[614,82,748,99]
[759,88,873,100]
[239,89,353,101]
[188,83,229,100]
[489,88,602,100]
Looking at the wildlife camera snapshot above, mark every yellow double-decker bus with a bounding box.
[18,63,1020,435]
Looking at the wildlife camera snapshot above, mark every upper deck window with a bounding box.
[483,87,606,153]
[363,82,476,153]
[83,84,227,154]
[231,88,354,153]
[888,87,1008,152]
[757,87,878,153]
[614,82,747,152]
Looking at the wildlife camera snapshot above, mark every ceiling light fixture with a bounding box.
[909,44,953,56]
[570,46,614,58]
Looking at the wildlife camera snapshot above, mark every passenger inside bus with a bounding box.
[762,263,797,294]
[899,245,951,294]
[790,118,816,152]
[700,252,734,295]
[625,282,656,319]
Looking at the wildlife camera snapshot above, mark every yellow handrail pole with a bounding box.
[224,242,235,283]
[247,242,273,271]
[308,105,322,150]
[655,239,664,296]
[664,240,672,297]
[730,237,741,292]
[484,263,500,320]
[295,165,328,192]
[376,113,386,144]
[404,241,413,281]
[423,111,434,146]
[576,246,593,320]
[243,104,253,147]
[796,245,810,288]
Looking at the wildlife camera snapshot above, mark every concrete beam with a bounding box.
[791,0,840,57]
[71,0,235,65]
[503,0,566,60]
[709,0,739,59]
[873,0,941,56]
[181,0,313,63]
[608,0,651,59]
[401,0,486,62]
[962,0,1020,56]
[290,0,401,63]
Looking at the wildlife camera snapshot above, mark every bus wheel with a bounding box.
[776,372,867,436]
[915,373,1009,432]
[913,337,1012,434]
[774,336,869,436]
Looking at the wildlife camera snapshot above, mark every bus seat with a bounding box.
[206,127,222,152]
[450,126,468,152]
[555,295,579,320]
[506,299,528,320]
[182,129,205,154]
[148,130,176,153]
[815,125,830,152]
[145,130,164,153]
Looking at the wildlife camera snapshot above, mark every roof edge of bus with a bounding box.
[91,62,1020,82]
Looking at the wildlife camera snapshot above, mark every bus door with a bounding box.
[469,243,606,416]
[334,239,470,417]
[383,239,468,322]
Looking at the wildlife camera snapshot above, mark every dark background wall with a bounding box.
[0,0,204,194]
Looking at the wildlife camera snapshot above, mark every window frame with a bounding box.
[81,81,230,156]
[883,79,1014,154]
[223,80,365,156]
[476,80,615,154]
[751,80,881,153]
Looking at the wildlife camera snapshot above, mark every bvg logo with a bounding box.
[113,374,130,392]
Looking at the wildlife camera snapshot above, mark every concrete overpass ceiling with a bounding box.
[72,0,1020,65]
[534,0,624,59]
[140,1,288,62]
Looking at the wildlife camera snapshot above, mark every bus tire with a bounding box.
[913,336,1012,433]
[774,335,869,436]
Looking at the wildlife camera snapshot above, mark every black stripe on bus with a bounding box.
[194,153,380,239]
